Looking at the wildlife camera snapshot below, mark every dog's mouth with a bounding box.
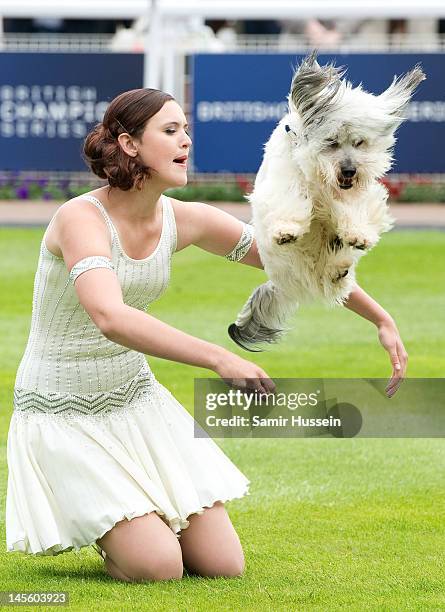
[338,177,354,190]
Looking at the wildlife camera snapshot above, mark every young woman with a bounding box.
[5,88,407,583]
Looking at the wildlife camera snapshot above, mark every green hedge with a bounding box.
[165,183,246,202]
[400,184,445,203]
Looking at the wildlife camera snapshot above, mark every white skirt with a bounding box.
[6,369,250,556]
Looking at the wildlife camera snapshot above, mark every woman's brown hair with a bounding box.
[83,88,174,191]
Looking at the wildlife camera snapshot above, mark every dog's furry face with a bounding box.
[286,52,425,195]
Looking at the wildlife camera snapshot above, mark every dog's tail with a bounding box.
[228,281,297,351]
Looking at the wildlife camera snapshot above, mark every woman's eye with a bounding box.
[166,127,190,136]
[355,140,364,147]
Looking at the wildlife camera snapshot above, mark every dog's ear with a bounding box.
[378,65,426,134]
[288,50,345,131]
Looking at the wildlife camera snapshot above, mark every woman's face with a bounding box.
[133,100,192,189]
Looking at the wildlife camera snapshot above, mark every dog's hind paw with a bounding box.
[333,268,349,282]
[327,255,354,283]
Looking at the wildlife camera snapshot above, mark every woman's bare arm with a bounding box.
[171,199,264,268]
[344,283,408,397]
[343,283,394,327]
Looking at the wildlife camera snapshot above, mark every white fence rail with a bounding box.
[1,33,445,53]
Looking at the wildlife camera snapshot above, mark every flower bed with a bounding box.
[0,175,444,203]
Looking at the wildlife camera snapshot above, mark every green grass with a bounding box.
[0,228,444,611]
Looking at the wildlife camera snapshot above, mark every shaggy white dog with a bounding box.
[229,51,425,351]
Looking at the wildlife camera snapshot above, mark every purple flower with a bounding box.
[42,192,53,200]
[38,178,48,187]
[15,186,29,199]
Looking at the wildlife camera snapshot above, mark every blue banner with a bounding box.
[0,53,143,171]
[192,53,444,174]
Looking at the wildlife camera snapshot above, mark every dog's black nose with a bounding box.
[341,166,356,178]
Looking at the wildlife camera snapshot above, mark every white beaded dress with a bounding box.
[5,194,250,556]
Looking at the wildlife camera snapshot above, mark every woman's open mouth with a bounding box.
[173,155,188,167]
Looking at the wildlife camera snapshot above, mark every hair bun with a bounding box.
[83,123,112,180]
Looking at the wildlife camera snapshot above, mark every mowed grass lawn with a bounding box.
[0,227,444,611]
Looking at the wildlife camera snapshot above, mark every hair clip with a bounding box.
[115,117,130,134]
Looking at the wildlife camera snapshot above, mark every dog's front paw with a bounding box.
[338,230,378,251]
[272,221,306,246]
[347,236,371,250]
[274,231,298,245]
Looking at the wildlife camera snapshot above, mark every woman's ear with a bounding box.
[117,133,138,158]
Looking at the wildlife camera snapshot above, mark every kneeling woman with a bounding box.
[5,88,407,583]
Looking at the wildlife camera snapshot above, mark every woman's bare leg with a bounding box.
[96,512,183,583]
[179,502,245,578]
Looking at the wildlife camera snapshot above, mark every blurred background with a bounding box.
[1,7,444,607]
[0,0,443,203]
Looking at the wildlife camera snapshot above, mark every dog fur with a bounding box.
[229,51,425,351]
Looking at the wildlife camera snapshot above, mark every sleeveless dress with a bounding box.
[5,193,250,556]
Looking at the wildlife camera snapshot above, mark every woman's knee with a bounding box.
[214,553,245,578]
[114,548,183,582]
[97,512,184,582]
[132,553,183,582]
[186,549,245,578]
[179,502,246,578]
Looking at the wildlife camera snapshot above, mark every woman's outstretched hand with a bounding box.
[212,350,276,396]
[377,321,408,398]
